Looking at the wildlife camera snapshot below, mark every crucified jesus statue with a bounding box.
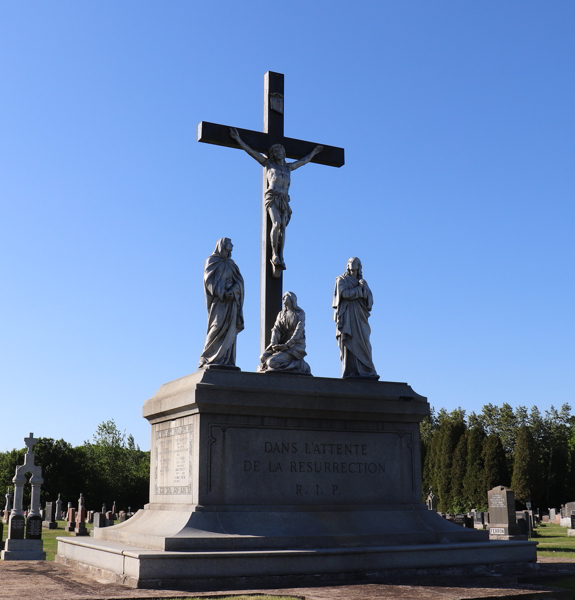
[230,127,323,272]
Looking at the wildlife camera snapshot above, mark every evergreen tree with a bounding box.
[437,411,466,512]
[451,431,468,512]
[483,434,509,491]
[464,425,486,510]
[512,425,538,504]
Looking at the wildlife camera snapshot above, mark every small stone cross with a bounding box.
[24,433,39,454]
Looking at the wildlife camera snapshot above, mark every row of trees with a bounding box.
[421,403,573,513]
[0,420,149,512]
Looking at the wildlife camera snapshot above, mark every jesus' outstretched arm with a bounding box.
[230,128,266,166]
[289,145,323,171]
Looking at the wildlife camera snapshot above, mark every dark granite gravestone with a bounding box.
[42,502,57,529]
[453,514,466,527]
[26,515,43,540]
[8,514,25,540]
[516,516,528,536]
[571,515,575,530]
[474,511,485,525]
[464,515,474,529]
[488,486,526,541]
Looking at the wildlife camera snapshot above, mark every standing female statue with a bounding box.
[199,238,244,369]
[259,291,311,375]
[333,257,379,379]
[230,127,322,273]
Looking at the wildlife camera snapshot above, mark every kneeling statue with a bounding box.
[259,291,312,375]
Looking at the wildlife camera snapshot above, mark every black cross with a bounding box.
[197,71,345,353]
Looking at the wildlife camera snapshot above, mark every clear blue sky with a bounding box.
[1,2,573,452]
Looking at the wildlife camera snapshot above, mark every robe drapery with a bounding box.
[333,272,379,379]
[199,238,244,367]
[260,298,311,375]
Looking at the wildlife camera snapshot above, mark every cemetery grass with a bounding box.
[2,520,92,561]
[535,522,575,558]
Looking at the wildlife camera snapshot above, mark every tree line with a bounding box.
[0,420,149,513]
[422,403,573,513]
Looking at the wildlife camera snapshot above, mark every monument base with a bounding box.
[57,370,537,589]
[42,522,58,529]
[1,539,45,561]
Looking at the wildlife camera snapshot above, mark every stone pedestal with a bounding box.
[57,370,537,589]
[1,538,45,561]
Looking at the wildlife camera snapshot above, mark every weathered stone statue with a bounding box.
[199,238,244,369]
[259,291,311,375]
[333,257,379,379]
[230,127,323,273]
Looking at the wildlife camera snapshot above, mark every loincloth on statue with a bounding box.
[265,190,292,224]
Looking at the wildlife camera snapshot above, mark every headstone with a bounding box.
[66,508,76,532]
[111,501,117,520]
[542,515,549,522]
[564,501,575,516]
[3,492,13,523]
[105,511,114,525]
[93,513,107,528]
[464,515,474,529]
[26,515,43,540]
[118,511,127,523]
[55,494,62,520]
[1,433,45,560]
[74,494,88,536]
[516,515,528,536]
[42,502,57,529]
[8,515,25,540]
[549,508,556,520]
[453,514,466,527]
[426,490,437,511]
[487,486,526,541]
[87,511,94,524]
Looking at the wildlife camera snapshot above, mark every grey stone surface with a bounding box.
[333,258,379,379]
[198,238,244,370]
[488,486,526,541]
[43,501,57,529]
[198,72,344,354]
[1,538,45,561]
[259,291,311,374]
[57,370,536,587]
[93,513,107,528]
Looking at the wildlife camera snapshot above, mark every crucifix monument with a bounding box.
[197,71,344,352]
[57,71,536,589]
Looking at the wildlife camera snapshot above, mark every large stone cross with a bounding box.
[198,72,344,352]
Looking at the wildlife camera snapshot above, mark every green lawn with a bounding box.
[533,522,575,558]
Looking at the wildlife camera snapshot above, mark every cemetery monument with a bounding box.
[1,433,45,561]
[57,71,536,589]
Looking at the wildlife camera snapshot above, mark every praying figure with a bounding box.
[199,238,244,369]
[259,291,311,375]
[333,257,379,379]
[230,127,323,275]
